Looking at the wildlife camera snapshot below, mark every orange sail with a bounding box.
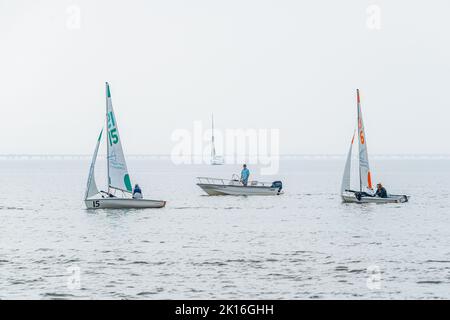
[356,89,373,192]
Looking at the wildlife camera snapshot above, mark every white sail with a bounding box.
[85,129,103,199]
[341,132,355,194]
[356,89,373,192]
[210,114,224,165]
[211,114,216,159]
[105,82,132,193]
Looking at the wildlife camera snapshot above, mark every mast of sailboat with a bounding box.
[211,113,215,158]
[106,82,110,195]
[357,89,362,192]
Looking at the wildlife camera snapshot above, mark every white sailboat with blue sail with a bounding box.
[84,82,166,209]
[340,89,409,204]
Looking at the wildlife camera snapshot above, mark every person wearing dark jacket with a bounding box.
[374,183,387,198]
[133,184,143,199]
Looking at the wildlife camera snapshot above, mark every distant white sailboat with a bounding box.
[340,89,409,204]
[84,82,166,209]
[210,114,224,165]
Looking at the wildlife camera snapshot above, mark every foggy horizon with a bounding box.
[2,1,450,155]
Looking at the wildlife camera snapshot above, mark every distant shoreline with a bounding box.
[1,154,449,160]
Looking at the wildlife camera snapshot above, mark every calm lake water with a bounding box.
[0,158,449,299]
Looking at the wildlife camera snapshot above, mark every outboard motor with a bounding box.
[271,181,283,194]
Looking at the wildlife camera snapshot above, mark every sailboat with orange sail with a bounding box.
[340,89,409,204]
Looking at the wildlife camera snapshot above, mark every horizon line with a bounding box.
[1,153,450,159]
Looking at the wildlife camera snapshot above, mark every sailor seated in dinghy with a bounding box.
[132,184,143,199]
[374,183,388,198]
[240,164,250,186]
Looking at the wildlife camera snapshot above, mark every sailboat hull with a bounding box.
[341,193,409,204]
[85,198,166,209]
[211,159,224,165]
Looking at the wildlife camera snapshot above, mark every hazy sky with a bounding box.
[1,0,449,155]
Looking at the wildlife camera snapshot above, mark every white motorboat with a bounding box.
[84,82,166,209]
[340,89,409,204]
[210,114,224,165]
[197,175,283,196]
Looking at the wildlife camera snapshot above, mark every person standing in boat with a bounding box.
[240,164,250,186]
[374,183,387,198]
[133,184,143,199]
